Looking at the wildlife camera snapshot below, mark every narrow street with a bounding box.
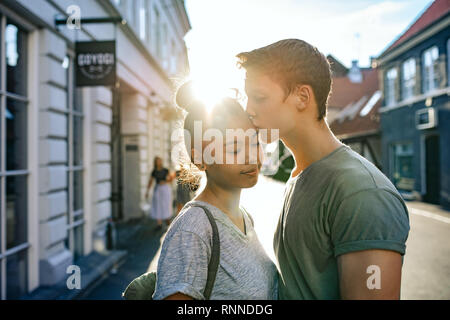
[83,176,450,300]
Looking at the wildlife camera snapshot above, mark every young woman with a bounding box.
[152,81,278,300]
[146,156,175,229]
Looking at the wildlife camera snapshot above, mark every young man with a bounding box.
[237,39,410,300]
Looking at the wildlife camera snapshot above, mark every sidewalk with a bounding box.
[21,217,161,300]
[79,217,166,300]
[22,249,127,300]
[405,200,450,221]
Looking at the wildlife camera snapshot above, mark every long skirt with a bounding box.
[150,183,173,220]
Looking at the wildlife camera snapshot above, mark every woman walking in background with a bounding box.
[146,156,175,230]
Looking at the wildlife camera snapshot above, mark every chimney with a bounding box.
[348,60,362,83]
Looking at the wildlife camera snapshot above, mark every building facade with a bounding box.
[0,0,190,299]
[329,64,383,169]
[377,0,449,208]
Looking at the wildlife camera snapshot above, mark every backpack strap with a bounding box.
[190,205,220,300]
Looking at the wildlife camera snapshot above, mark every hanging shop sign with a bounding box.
[75,40,116,86]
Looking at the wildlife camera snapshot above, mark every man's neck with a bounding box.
[282,119,343,178]
[196,182,242,218]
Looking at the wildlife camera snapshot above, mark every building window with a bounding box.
[385,67,397,106]
[422,46,439,93]
[0,15,29,300]
[402,58,415,100]
[153,5,161,58]
[63,55,85,261]
[170,39,177,74]
[139,0,146,41]
[127,0,136,29]
[161,24,168,69]
[145,0,151,44]
[391,143,414,191]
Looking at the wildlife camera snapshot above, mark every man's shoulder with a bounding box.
[324,147,400,198]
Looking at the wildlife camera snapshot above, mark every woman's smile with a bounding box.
[241,166,259,176]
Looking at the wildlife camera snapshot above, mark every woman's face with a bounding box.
[201,114,262,190]
[155,157,163,168]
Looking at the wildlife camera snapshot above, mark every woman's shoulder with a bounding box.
[168,204,214,243]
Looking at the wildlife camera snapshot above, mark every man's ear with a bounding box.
[294,85,311,112]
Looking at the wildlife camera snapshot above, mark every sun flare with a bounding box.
[190,79,233,113]
[186,59,246,113]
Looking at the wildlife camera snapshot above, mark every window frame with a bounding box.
[422,45,439,93]
[0,13,30,300]
[385,67,397,106]
[64,51,85,262]
[401,57,416,101]
[153,5,161,59]
[138,0,147,41]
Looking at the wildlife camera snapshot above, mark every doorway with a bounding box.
[423,134,440,204]
[111,87,123,220]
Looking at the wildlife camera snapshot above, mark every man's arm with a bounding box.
[337,249,402,300]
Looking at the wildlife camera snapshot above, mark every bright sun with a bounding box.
[187,60,246,113]
[190,79,233,113]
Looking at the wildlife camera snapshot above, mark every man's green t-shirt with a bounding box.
[273,145,410,299]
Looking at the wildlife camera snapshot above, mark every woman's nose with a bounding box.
[245,103,257,118]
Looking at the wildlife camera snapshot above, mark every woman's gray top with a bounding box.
[153,200,278,300]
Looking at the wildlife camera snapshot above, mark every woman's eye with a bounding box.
[226,145,239,154]
[254,96,266,102]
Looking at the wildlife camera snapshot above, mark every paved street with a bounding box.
[401,202,450,299]
[243,177,450,300]
[83,176,450,300]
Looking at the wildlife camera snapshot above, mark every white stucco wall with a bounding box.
[7,0,190,292]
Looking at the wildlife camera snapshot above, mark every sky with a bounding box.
[184,0,433,91]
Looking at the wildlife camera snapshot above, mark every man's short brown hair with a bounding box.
[237,39,332,120]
